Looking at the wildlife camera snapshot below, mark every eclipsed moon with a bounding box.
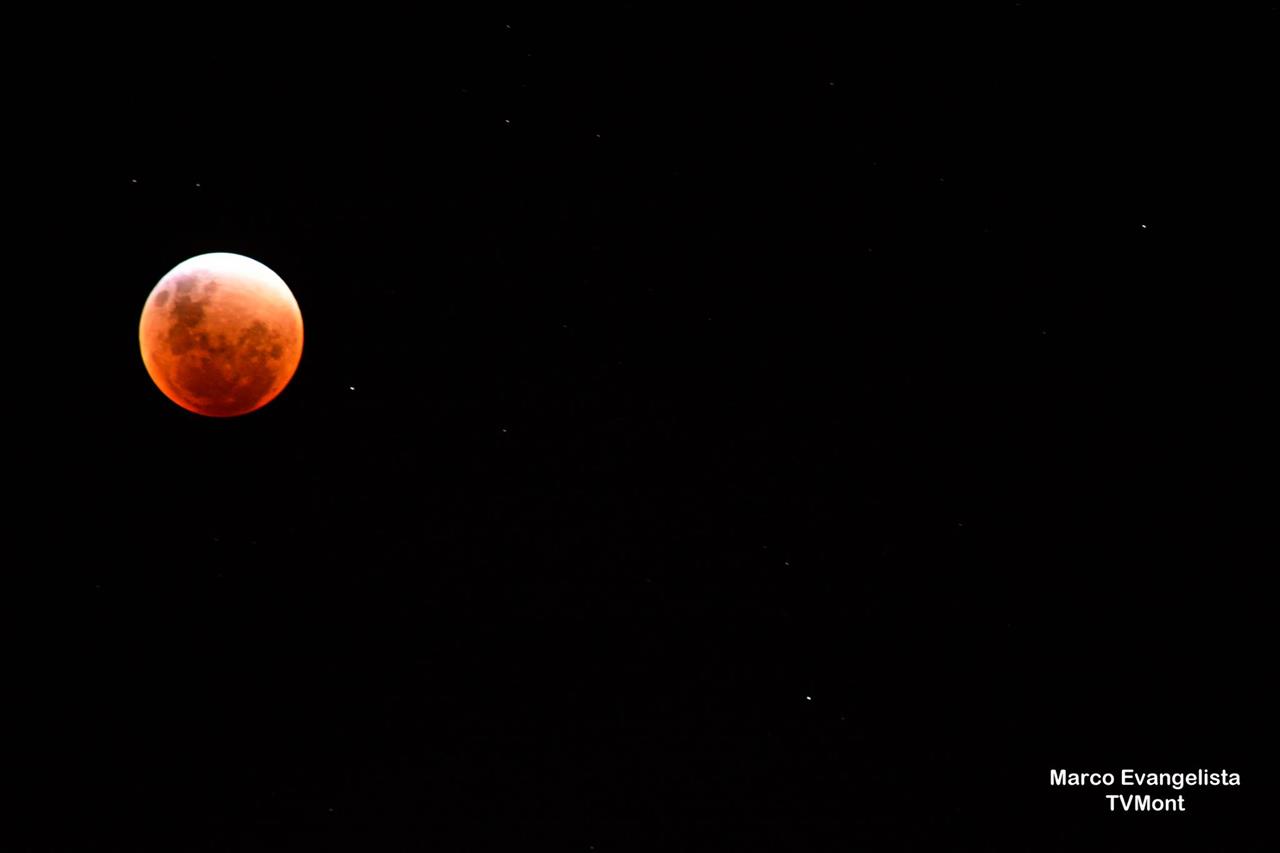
[139,253,303,417]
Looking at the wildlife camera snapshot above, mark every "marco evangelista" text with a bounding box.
[1049,768,1240,812]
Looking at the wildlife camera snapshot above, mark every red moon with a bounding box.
[139,253,304,417]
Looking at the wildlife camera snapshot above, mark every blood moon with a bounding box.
[139,253,303,417]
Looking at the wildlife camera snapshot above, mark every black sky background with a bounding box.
[9,4,1274,851]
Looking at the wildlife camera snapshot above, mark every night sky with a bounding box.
[10,5,1274,851]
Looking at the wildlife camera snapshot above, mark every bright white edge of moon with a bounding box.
[154,252,299,307]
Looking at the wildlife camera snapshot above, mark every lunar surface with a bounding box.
[139,253,303,417]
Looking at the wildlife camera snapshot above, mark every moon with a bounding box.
[139,253,303,417]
